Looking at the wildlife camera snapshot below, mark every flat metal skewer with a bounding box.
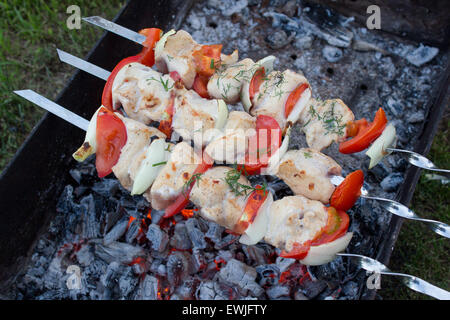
[57,49,111,81]
[338,253,450,300]
[82,16,146,45]
[331,175,450,238]
[14,90,88,131]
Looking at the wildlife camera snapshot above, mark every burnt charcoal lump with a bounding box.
[218,259,264,297]
[380,172,404,192]
[146,224,169,252]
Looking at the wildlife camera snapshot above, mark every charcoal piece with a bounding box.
[170,222,192,250]
[322,45,343,62]
[125,218,140,243]
[93,240,145,265]
[185,218,207,249]
[103,203,123,234]
[342,281,359,298]
[92,179,120,197]
[150,209,165,225]
[134,275,159,300]
[192,247,207,272]
[214,233,238,250]
[208,0,248,17]
[380,172,404,192]
[43,256,66,291]
[100,261,122,288]
[103,218,128,245]
[265,29,294,49]
[275,257,296,272]
[242,245,268,265]
[263,11,299,32]
[300,278,328,299]
[56,185,75,214]
[146,224,169,252]
[79,194,100,239]
[266,284,290,299]
[218,259,264,297]
[405,44,439,67]
[75,243,95,267]
[205,221,225,243]
[256,264,280,287]
[69,168,82,184]
[294,289,309,300]
[195,280,237,300]
[118,267,139,297]
[173,277,199,300]
[166,251,193,287]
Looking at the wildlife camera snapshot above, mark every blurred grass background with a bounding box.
[0,0,448,300]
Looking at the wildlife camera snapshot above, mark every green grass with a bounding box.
[380,116,450,300]
[0,0,124,171]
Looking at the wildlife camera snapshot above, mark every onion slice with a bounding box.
[241,55,276,112]
[154,29,176,60]
[72,107,101,162]
[299,232,353,266]
[131,139,169,195]
[239,192,274,245]
[366,123,397,169]
[215,99,228,130]
[264,126,291,175]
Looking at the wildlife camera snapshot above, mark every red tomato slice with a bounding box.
[284,83,309,118]
[163,153,213,218]
[238,115,282,175]
[311,208,350,246]
[339,108,388,154]
[249,67,265,102]
[346,119,369,138]
[138,28,162,67]
[95,107,127,178]
[330,170,364,211]
[233,186,268,234]
[158,93,175,137]
[192,44,222,77]
[280,207,350,260]
[101,54,142,111]
[192,74,210,98]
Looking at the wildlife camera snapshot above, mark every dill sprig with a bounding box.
[146,76,174,92]
[223,165,268,197]
[182,172,203,198]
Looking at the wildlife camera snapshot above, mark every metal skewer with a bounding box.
[14,90,450,300]
[57,49,111,81]
[331,175,450,238]
[338,253,450,300]
[387,147,450,177]
[330,175,450,238]
[82,16,146,45]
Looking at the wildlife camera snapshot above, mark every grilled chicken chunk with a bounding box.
[276,148,342,204]
[251,69,311,130]
[171,88,221,146]
[204,111,256,164]
[264,195,328,252]
[155,30,201,89]
[189,166,250,231]
[150,142,200,210]
[207,58,255,104]
[111,115,166,199]
[112,62,174,125]
[300,98,354,151]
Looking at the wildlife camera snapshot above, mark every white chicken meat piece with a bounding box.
[204,111,256,164]
[111,115,166,200]
[207,58,255,104]
[276,148,342,204]
[299,98,355,151]
[189,166,250,231]
[264,195,328,252]
[112,62,174,125]
[154,30,201,89]
[150,142,201,210]
[251,69,311,130]
[171,88,221,147]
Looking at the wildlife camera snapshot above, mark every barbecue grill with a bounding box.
[0,0,448,300]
